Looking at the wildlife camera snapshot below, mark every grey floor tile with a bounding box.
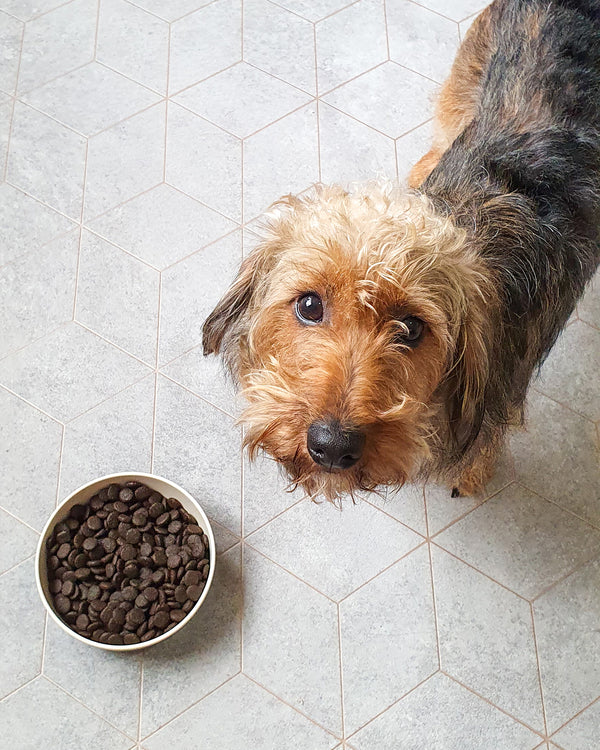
[0,559,45,699]
[243,545,342,735]
[248,497,422,600]
[340,546,438,735]
[243,103,318,220]
[153,376,242,534]
[44,619,141,737]
[244,0,315,95]
[0,387,62,530]
[319,101,397,185]
[367,483,428,536]
[97,0,169,94]
[387,0,459,83]
[0,0,68,21]
[58,375,155,498]
[160,345,239,417]
[0,183,75,266]
[166,102,242,222]
[0,677,132,749]
[535,321,600,421]
[415,0,487,22]
[22,62,161,136]
[0,508,38,574]
[435,484,600,599]
[322,62,438,138]
[128,0,214,21]
[432,546,544,731]
[396,120,434,185]
[7,101,87,219]
[243,450,303,535]
[175,62,311,138]
[533,557,600,734]
[273,0,355,22]
[17,0,96,93]
[145,674,337,750]
[551,699,600,750]
[578,270,599,328]
[84,103,165,220]
[169,0,241,93]
[510,391,600,526]
[350,672,540,750]
[141,545,242,736]
[316,0,387,94]
[0,229,78,358]
[159,231,241,365]
[76,230,160,364]
[459,11,480,40]
[210,519,240,555]
[0,322,151,422]
[0,11,22,96]
[86,184,236,270]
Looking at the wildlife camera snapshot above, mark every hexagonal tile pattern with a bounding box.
[96,0,169,94]
[174,62,311,138]
[7,101,87,219]
[2,1,599,747]
[169,0,241,93]
[340,545,437,734]
[533,556,600,734]
[510,391,600,526]
[141,544,242,735]
[0,228,78,358]
[535,321,600,421]
[322,62,438,138]
[21,62,161,136]
[76,230,160,363]
[0,387,62,530]
[350,673,540,749]
[243,545,342,734]
[58,375,155,498]
[0,183,75,265]
[244,0,315,95]
[247,497,423,600]
[145,674,338,749]
[435,483,600,599]
[0,322,151,422]
[17,0,96,93]
[86,184,236,270]
[386,0,460,83]
[432,546,544,730]
[0,559,45,699]
[0,677,132,748]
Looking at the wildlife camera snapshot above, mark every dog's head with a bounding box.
[203,185,493,501]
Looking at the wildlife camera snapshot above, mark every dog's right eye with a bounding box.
[295,293,323,324]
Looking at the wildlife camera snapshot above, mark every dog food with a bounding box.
[45,482,210,645]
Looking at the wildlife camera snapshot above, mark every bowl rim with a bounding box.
[35,472,216,652]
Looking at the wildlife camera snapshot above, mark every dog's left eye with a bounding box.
[295,293,323,324]
[394,316,425,347]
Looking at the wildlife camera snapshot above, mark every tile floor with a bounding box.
[0,0,599,748]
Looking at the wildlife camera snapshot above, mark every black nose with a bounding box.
[307,420,366,470]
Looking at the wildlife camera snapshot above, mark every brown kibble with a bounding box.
[126,607,146,627]
[120,544,136,561]
[169,609,186,623]
[82,537,97,552]
[56,543,71,559]
[54,594,71,614]
[167,554,181,569]
[186,584,203,602]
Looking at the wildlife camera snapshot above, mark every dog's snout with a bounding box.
[307,420,365,470]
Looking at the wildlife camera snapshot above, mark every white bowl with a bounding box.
[35,472,216,652]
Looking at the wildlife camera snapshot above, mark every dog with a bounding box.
[203,0,600,502]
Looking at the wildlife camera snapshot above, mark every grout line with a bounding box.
[168,59,241,100]
[313,22,322,183]
[3,20,23,180]
[313,0,363,24]
[530,602,549,737]
[94,58,167,97]
[361,494,427,539]
[427,540,442,670]
[164,180,240,225]
[150,372,159,474]
[24,0,80,22]
[42,675,138,742]
[93,0,101,58]
[54,423,66,507]
[336,602,346,739]
[157,372,237,420]
[73,320,156,370]
[531,549,600,603]
[242,493,305,539]
[405,0,457,24]
[239,516,244,674]
[78,225,162,273]
[17,58,95,100]
[549,695,600,739]
[81,181,163,226]
[243,59,317,98]
[442,672,547,739]
[139,673,240,741]
[0,552,36,580]
[158,222,241,272]
[40,612,49,673]
[383,0,391,61]
[5,179,81,225]
[0,505,40,535]
[0,382,62,424]
[516,479,600,536]
[72,223,84,322]
[345,671,437,741]
[529,384,599,426]
[0,674,40,704]
[265,0,322,23]
[137,654,144,743]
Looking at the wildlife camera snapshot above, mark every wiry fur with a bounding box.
[203,0,600,501]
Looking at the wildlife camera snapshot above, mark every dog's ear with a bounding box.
[202,248,266,356]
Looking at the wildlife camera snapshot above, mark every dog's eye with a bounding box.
[394,316,424,347]
[295,293,323,324]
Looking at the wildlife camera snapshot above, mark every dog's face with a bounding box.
[203,185,491,500]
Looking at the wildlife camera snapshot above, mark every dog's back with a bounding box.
[422,0,600,427]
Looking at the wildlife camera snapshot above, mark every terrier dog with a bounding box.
[203,0,600,502]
